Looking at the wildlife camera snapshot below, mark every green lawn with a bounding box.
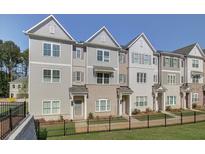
[89,117,127,125]
[48,121,205,140]
[172,110,205,116]
[134,113,173,121]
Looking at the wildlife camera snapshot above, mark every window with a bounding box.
[136,96,147,106]
[73,48,82,59]
[181,76,184,83]
[97,73,110,84]
[53,44,60,57]
[97,49,109,62]
[167,96,176,105]
[153,74,158,83]
[43,43,51,56]
[43,69,60,83]
[96,99,111,112]
[43,43,60,57]
[168,74,176,84]
[153,57,158,65]
[164,57,179,68]
[137,73,146,83]
[73,71,84,82]
[119,74,126,84]
[192,75,200,83]
[192,59,199,68]
[119,53,126,64]
[52,70,60,82]
[43,100,60,115]
[12,84,15,89]
[18,84,21,89]
[132,53,151,65]
[192,93,199,102]
[181,60,184,67]
[43,69,51,82]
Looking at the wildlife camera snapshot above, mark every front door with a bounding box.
[74,100,82,117]
[186,93,189,108]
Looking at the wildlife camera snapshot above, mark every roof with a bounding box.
[125,33,156,52]
[85,26,121,48]
[172,43,197,55]
[24,15,75,41]
[69,85,88,94]
[93,66,115,72]
[117,86,133,94]
[10,77,28,83]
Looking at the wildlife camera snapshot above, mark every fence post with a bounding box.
[194,111,196,123]
[181,112,183,125]
[9,108,13,131]
[147,114,150,128]
[129,116,131,130]
[109,116,111,131]
[87,119,89,133]
[64,120,66,136]
[24,101,26,117]
[164,114,167,127]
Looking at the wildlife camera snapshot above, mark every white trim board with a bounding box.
[30,61,72,67]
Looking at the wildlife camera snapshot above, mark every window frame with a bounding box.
[166,96,176,105]
[95,99,111,112]
[119,53,126,64]
[192,93,199,103]
[136,96,148,107]
[42,42,61,57]
[42,100,61,115]
[137,72,146,83]
[42,68,61,83]
[97,73,110,84]
[96,49,110,62]
[167,74,176,85]
[192,59,199,68]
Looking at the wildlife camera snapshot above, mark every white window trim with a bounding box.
[168,74,176,85]
[42,100,61,115]
[166,96,177,106]
[192,93,199,103]
[136,96,148,107]
[95,99,111,112]
[136,72,147,83]
[97,73,110,85]
[96,49,110,62]
[42,42,61,57]
[192,59,199,68]
[42,68,61,83]
[119,53,126,64]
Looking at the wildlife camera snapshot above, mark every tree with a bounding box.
[1,41,21,81]
[20,49,29,76]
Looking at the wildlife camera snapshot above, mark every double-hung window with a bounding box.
[119,74,126,84]
[73,48,82,59]
[43,43,60,57]
[168,74,176,84]
[97,49,109,62]
[132,53,151,65]
[95,99,111,112]
[97,73,110,84]
[119,53,126,64]
[192,75,200,83]
[43,69,60,83]
[136,96,147,106]
[137,73,146,83]
[192,59,199,68]
[192,93,199,102]
[43,100,60,115]
[167,96,176,105]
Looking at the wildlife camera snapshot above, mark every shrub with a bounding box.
[145,107,152,113]
[88,112,94,119]
[60,115,64,121]
[166,106,172,111]
[132,109,141,115]
[192,103,197,109]
[38,128,47,140]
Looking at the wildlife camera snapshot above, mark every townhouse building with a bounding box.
[25,15,205,120]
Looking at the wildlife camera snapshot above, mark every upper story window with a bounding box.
[12,84,15,89]
[97,49,110,62]
[168,74,176,84]
[153,57,158,65]
[73,48,83,59]
[18,84,21,89]
[119,53,126,64]
[192,59,199,68]
[137,73,146,83]
[132,53,151,65]
[43,43,60,57]
[153,74,158,83]
[181,60,184,67]
[181,76,184,84]
[43,69,60,83]
[192,75,200,83]
[97,73,110,84]
[73,71,84,82]
[119,74,126,84]
[164,57,179,68]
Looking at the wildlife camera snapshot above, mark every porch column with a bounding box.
[84,95,87,120]
[129,95,131,116]
[154,93,158,111]
[118,94,122,116]
[162,92,166,111]
[183,92,186,109]
[190,92,192,109]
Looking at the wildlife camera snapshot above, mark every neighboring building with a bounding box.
[173,43,205,109]
[9,77,28,98]
[25,15,205,120]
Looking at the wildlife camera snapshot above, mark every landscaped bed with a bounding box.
[170,110,205,116]
[88,116,128,125]
[133,112,174,121]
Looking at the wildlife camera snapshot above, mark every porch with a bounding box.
[180,83,192,109]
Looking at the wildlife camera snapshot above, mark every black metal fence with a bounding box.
[35,111,205,139]
[0,102,27,139]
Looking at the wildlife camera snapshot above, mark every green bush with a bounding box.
[132,109,141,115]
[38,128,48,140]
[192,103,197,109]
[88,112,94,119]
[166,106,172,111]
[145,107,152,113]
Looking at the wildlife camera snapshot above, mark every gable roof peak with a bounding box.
[173,43,199,55]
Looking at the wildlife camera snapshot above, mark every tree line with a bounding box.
[0,40,28,97]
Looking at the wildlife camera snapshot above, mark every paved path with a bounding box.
[161,111,179,118]
[190,109,204,113]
